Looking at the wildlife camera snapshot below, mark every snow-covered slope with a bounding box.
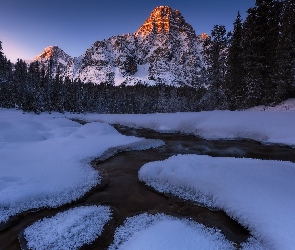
[34,6,204,86]
[248,98,295,111]
[33,46,72,77]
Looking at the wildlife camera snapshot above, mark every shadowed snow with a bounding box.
[109,213,235,250]
[139,155,295,249]
[67,105,295,147]
[0,109,160,223]
[24,205,111,250]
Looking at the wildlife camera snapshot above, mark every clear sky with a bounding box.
[0,0,255,63]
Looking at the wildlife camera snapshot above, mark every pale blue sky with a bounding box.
[0,0,255,62]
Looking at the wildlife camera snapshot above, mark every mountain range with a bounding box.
[33,6,205,86]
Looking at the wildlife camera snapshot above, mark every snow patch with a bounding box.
[109,213,235,250]
[24,205,111,250]
[139,155,295,249]
[0,109,158,223]
[133,64,149,79]
[249,98,295,111]
[114,68,126,86]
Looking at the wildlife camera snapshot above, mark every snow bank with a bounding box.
[139,155,295,250]
[249,98,295,111]
[68,109,295,147]
[109,213,235,250]
[24,205,111,250]
[0,109,158,223]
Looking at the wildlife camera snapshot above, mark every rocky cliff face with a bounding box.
[34,6,204,86]
[33,46,72,77]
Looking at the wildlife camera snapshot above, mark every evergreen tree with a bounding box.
[44,57,54,112]
[0,41,4,73]
[0,41,12,84]
[0,42,13,108]
[226,12,244,109]
[13,59,28,109]
[52,65,64,112]
[0,41,4,82]
[27,61,44,113]
[202,25,229,109]
[278,0,295,100]
[242,0,282,107]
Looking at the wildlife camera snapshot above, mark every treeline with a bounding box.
[202,0,295,109]
[0,58,208,113]
[0,41,13,85]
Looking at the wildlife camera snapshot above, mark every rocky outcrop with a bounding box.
[33,46,72,77]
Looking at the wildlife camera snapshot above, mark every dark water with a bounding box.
[1,125,295,250]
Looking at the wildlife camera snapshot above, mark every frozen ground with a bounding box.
[2,104,294,249]
[0,109,160,223]
[108,213,236,250]
[139,155,295,250]
[248,98,295,111]
[68,99,295,147]
[24,205,111,250]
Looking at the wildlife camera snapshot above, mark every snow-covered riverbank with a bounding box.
[0,109,160,223]
[69,105,295,147]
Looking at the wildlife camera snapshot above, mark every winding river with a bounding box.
[1,124,295,249]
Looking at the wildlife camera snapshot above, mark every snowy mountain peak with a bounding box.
[135,6,196,37]
[32,46,72,77]
[33,46,72,65]
[33,46,58,60]
[200,33,209,40]
[32,6,202,86]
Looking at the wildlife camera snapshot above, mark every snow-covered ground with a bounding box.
[139,155,295,250]
[248,98,295,111]
[0,109,161,223]
[24,205,111,250]
[2,103,295,249]
[109,213,236,250]
[68,107,295,147]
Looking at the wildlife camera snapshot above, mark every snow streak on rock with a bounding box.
[33,46,72,78]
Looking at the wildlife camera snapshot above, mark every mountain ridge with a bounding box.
[33,6,204,86]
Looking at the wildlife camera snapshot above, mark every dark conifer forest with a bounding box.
[0,0,294,113]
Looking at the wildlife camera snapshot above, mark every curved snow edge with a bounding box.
[108,213,234,250]
[20,205,112,250]
[94,139,165,163]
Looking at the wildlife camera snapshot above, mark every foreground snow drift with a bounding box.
[109,213,235,250]
[70,110,295,147]
[139,155,295,250]
[23,205,111,250]
[0,109,160,223]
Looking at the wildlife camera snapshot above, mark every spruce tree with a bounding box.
[13,59,28,109]
[202,25,229,109]
[242,0,281,107]
[44,57,54,112]
[0,41,4,82]
[278,0,295,100]
[27,61,44,112]
[0,41,12,84]
[226,12,244,109]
